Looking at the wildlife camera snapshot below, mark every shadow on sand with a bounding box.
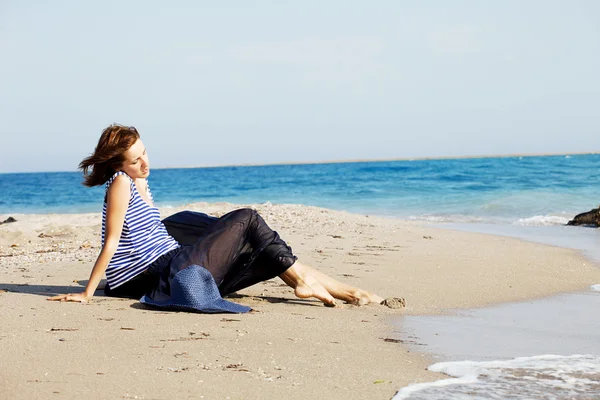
[0,283,107,298]
[0,282,321,309]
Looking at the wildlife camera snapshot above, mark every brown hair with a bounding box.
[79,124,140,187]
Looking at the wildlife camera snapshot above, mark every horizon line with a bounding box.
[1,150,598,174]
[165,150,600,170]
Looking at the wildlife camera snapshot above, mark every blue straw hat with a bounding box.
[140,265,251,314]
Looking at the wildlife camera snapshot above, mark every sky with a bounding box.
[1,0,599,173]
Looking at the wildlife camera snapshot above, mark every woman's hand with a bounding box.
[47,292,91,303]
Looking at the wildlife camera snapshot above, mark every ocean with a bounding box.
[2,154,600,224]
[2,154,600,398]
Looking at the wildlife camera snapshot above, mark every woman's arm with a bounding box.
[48,175,131,302]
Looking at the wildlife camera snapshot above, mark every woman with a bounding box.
[49,124,385,312]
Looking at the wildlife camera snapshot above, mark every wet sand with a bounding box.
[396,288,600,362]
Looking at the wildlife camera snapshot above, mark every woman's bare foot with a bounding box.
[279,265,336,306]
[281,261,384,306]
[297,262,384,305]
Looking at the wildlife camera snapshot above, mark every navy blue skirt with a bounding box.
[104,208,296,313]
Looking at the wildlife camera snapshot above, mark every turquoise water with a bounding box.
[1,154,599,225]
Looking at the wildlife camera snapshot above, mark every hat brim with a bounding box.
[140,295,251,314]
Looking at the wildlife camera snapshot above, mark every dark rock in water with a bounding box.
[567,207,600,227]
[0,216,17,225]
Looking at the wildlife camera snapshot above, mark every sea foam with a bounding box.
[408,214,485,224]
[394,354,600,400]
[514,214,571,226]
[410,213,573,226]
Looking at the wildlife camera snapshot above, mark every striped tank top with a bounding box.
[102,172,180,288]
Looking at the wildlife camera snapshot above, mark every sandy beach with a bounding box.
[2,203,600,399]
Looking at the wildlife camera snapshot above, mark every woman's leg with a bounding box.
[280,261,384,305]
[174,207,384,306]
[279,263,336,306]
[171,208,328,300]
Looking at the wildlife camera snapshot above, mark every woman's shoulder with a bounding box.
[105,172,133,201]
[106,171,133,187]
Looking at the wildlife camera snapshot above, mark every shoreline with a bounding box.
[389,220,600,397]
[2,203,600,399]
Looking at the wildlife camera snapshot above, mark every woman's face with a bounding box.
[120,139,150,179]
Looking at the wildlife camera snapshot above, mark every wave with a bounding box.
[394,354,600,400]
[408,213,572,226]
[514,215,571,226]
[408,214,485,224]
